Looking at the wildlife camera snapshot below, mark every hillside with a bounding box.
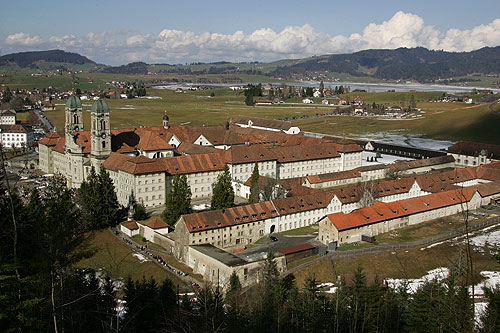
[270,47,500,83]
[1,47,500,85]
[0,49,96,69]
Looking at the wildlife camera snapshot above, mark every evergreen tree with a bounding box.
[98,165,119,227]
[319,80,324,96]
[211,164,234,210]
[133,203,150,221]
[245,93,254,106]
[410,94,416,109]
[122,277,177,332]
[480,286,500,332]
[78,166,118,229]
[162,175,192,226]
[248,163,260,204]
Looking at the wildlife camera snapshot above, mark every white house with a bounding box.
[0,125,34,149]
[0,110,16,125]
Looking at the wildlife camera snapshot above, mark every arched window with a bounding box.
[102,141,106,149]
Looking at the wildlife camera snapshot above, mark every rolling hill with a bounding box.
[270,47,500,82]
[0,49,97,69]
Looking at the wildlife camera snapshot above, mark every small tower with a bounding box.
[163,113,169,129]
[64,95,84,150]
[90,99,111,158]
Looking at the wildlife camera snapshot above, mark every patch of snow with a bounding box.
[386,267,450,294]
[178,292,195,296]
[471,271,500,298]
[362,151,413,166]
[475,302,487,327]
[469,229,500,249]
[132,253,150,263]
[318,282,335,288]
[420,225,500,251]
[325,287,338,294]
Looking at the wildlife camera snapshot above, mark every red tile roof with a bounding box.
[38,132,61,146]
[121,220,139,230]
[181,191,334,233]
[327,187,478,232]
[278,243,315,255]
[142,217,169,229]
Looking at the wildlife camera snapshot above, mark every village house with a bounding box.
[0,110,16,125]
[0,124,34,149]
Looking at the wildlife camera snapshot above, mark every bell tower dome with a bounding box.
[163,113,169,129]
[90,99,111,158]
[64,95,84,152]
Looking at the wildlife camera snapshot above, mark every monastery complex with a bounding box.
[37,96,500,286]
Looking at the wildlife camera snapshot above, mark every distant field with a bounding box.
[42,88,500,144]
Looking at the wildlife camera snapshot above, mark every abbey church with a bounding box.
[38,95,363,208]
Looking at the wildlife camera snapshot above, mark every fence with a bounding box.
[284,215,500,276]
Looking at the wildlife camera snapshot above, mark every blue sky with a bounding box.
[1,0,499,65]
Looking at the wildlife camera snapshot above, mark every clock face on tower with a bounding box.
[101,133,106,139]
[74,126,79,132]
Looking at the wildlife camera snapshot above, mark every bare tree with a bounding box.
[358,181,378,208]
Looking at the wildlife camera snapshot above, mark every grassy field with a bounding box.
[77,229,192,291]
[374,213,488,244]
[280,224,318,236]
[293,239,500,288]
[41,88,500,144]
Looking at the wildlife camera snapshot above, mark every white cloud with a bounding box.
[2,12,500,64]
[5,32,43,46]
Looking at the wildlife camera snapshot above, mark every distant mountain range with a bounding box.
[1,47,499,83]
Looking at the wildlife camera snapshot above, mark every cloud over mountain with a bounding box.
[3,12,500,64]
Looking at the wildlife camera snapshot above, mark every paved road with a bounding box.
[34,108,55,133]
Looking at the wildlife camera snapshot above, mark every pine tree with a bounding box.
[211,164,234,210]
[248,163,260,204]
[134,203,150,221]
[98,166,119,227]
[245,92,254,106]
[78,166,118,229]
[162,175,192,226]
[410,94,416,109]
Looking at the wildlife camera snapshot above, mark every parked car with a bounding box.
[269,235,278,242]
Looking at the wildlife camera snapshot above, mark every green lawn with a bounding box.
[77,229,192,291]
[280,224,318,236]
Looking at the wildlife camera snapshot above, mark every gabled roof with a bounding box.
[327,188,478,231]
[448,141,500,160]
[121,219,139,230]
[142,217,169,229]
[181,191,334,233]
[278,243,315,255]
[306,169,361,184]
[38,132,60,146]
[0,124,31,133]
